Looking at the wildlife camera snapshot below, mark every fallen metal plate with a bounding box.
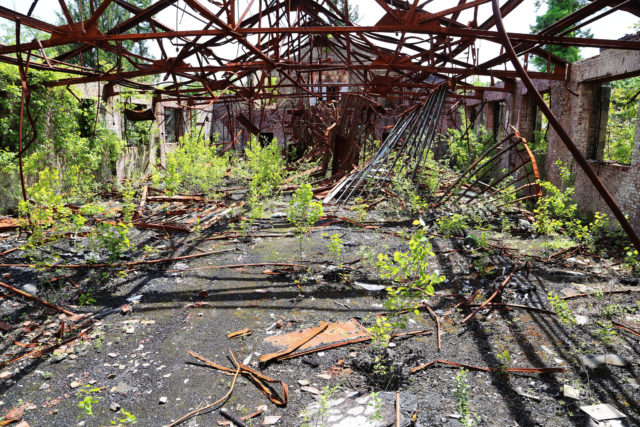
[262,319,371,361]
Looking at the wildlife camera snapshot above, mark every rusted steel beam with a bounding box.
[0,6,66,34]
[6,25,640,55]
[491,0,640,253]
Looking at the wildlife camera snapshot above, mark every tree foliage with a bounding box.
[531,0,591,70]
[604,77,640,164]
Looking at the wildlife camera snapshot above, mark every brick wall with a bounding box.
[544,48,640,232]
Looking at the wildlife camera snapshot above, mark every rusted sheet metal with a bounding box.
[0,218,20,232]
[260,322,329,362]
[262,319,371,361]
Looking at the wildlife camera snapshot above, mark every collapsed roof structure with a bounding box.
[1,0,640,250]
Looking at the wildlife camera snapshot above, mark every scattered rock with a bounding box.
[110,382,131,395]
[300,391,416,426]
[515,386,540,401]
[581,354,632,368]
[173,262,189,271]
[271,212,286,218]
[125,326,135,334]
[575,315,589,325]
[580,403,626,422]
[263,415,282,425]
[0,372,11,380]
[110,402,121,412]
[69,381,81,389]
[20,284,38,295]
[108,352,119,358]
[353,282,386,292]
[298,379,310,386]
[620,277,639,286]
[159,396,168,405]
[563,385,580,400]
[301,386,321,395]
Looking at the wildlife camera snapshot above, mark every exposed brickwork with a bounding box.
[545,49,640,232]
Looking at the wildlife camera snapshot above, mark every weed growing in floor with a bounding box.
[350,197,369,222]
[368,315,393,349]
[455,368,477,426]
[112,408,137,424]
[541,237,577,254]
[77,291,96,306]
[601,303,624,319]
[322,233,344,267]
[547,292,577,327]
[287,184,323,256]
[120,180,136,225]
[437,213,468,237]
[499,213,511,233]
[76,385,102,419]
[377,224,445,314]
[496,349,512,373]
[595,320,617,344]
[300,384,341,426]
[368,391,383,422]
[624,247,639,274]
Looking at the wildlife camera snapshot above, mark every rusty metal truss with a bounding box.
[2,0,640,250]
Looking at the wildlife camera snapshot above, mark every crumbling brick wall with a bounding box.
[545,48,640,232]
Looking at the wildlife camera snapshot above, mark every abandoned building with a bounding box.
[0,1,639,426]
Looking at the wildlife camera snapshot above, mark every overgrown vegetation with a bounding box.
[446,109,495,170]
[236,137,285,231]
[287,184,324,255]
[603,76,640,164]
[154,132,229,196]
[0,64,125,206]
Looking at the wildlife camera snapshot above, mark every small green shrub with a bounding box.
[437,213,468,237]
[496,349,512,373]
[90,221,131,261]
[350,197,369,222]
[287,184,323,254]
[377,225,446,314]
[455,368,477,426]
[18,167,72,248]
[446,109,494,170]
[155,132,228,196]
[112,408,137,425]
[624,247,639,274]
[323,233,344,267]
[533,181,576,235]
[76,385,102,418]
[547,292,577,327]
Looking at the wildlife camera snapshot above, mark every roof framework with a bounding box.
[1,0,640,251]
[0,0,638,103]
